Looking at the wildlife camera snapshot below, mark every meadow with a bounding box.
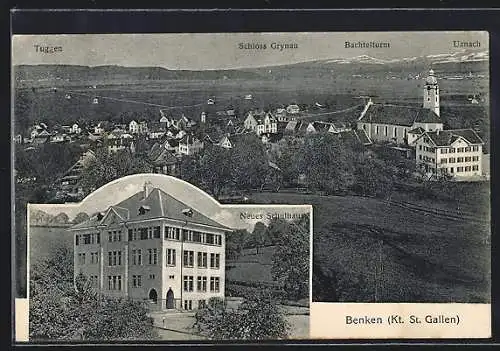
[247,192,491,303]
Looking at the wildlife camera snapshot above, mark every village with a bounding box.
[14,69,489,203]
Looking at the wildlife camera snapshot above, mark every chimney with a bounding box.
[143,181,153,198]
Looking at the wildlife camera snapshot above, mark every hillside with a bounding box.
[248,192,490,303]
[14,65,264,86]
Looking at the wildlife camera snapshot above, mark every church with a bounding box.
[356,69,444,146]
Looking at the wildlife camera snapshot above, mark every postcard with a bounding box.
[12,31,490,342]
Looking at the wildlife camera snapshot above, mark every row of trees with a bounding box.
[29,244,158,341]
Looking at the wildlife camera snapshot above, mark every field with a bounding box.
[226,246,276,284]
[15,73,489,137]
[247,191,491,303]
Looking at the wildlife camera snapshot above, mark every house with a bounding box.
[243,112,259,131]
[14,134,23,144]
[107,137,136,154]
[129,120,139,134]
[94,122,105,135]
[207,98,215,105]
[275,108,294,122]
[306,121,332,134]
[357,69,444,145]
[217,135,233,149]
[284,120,308,134]
[148,144,179,175]
[244,94,253,100]
[138,121,149,134]
[50,133,71,143]
[32,130,51,145]
[177,115,196,130]
[57,150,96,197]
[71,123,82,134]
[70,181,232,311]
[286,104,300,115]
[256,113,278,136]
[178,134,204,156]
[414,129,484,180]
[30,124,45,139]
[337,129,372,147]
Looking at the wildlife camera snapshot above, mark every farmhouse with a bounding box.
[178,134,204,156]
[414,129,484,179]
[256,113,278,136]
[357,69,444,145]
[148,144,179,176]
[70,181,232,311]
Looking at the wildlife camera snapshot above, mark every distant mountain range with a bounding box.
[14,49,488,85]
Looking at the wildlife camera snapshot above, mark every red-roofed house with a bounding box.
[70,181,232,311]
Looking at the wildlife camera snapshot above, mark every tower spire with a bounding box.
[423,68,440,117]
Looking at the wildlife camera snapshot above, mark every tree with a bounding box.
[193,292,289,340]
[79,148,152,194]
[352,153,394,198]
[271,216,310,301]
[230,134,269,191]
[296,133,356,194]
[72,212,90,225]
[29,245,158,341]
[251,222,269,254]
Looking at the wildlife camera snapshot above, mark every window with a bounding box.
[108,251,122,266]
[153,226,161,239]
[197,276,207,292]
[78,253,86,265]
[472,165,479,171]
[457,167,464,172]
[132,249,142,265]
[198,252,207,268]
[132,275,142,288]
[472,156,479,161]
[108,230,122,242]
[384,126,388,136]
[108,275,122,290]
[440,148,448,154]
[393,127,397,138]
[148,248,158,265]
[457,157,464,163]
[75,235,79,246]
[464,147,471,152]
[465,156,471,162]
[128,228,140,241]
[449,148,455,153]
[419,155,422,160]
[457,147,464,153]
[169,275,175,279]
[210,277,220,293]
[449,157,456,163]
[183,250,194,267]
[465,166,471,172]
[166,249,176,266]
[210,253,220,269]
[449,167,454,173]
[184,300,193,310]
[183,276,194,292]
[440,158,447,164]
[149,274,155,280]
[90,252,99,264]
[472,145,479,151]
[375,126,379,134]
[419,145,422,151]
[199,300,207,309]
[165,227,180,240]
[183,230,194,242]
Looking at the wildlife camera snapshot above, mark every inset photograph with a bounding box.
[27,174,311,341]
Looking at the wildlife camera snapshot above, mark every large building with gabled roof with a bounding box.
[70,181,232,311]
[357,69,444,145]
[414,128,484,179]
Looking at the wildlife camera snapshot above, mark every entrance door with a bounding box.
[166,288,174,309]
[149,288,158,304]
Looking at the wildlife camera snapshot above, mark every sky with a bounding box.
[28,174,312,232]
[12,31,488,70]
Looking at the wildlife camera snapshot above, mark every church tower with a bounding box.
[423,68,440,117]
